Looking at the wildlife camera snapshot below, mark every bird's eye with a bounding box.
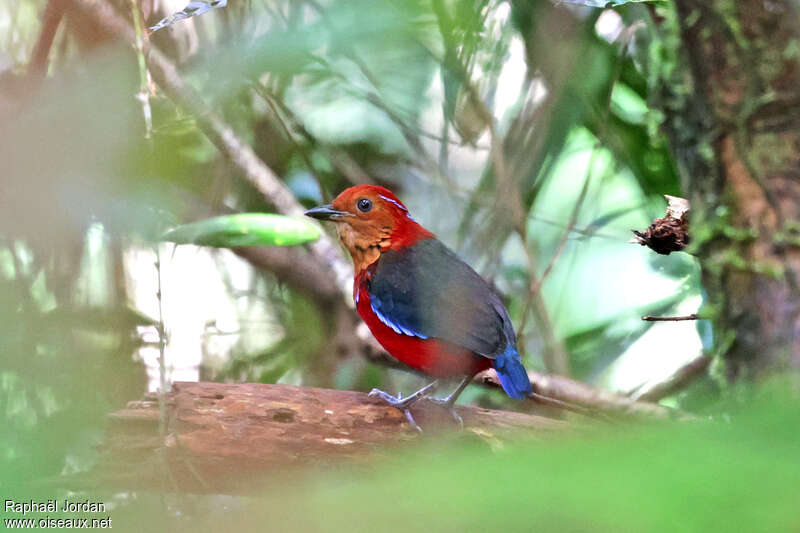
[356,198,373,212]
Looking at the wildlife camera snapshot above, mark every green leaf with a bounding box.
[161,214,321,247]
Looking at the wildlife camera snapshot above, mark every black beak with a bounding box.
[304,204,349,221]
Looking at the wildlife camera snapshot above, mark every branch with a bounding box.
[84,382,566,493]
[232,246,341,305]
[28,0,65,83]
[476,369,693,420]
[628,355,711,402]
[642,314,699,322]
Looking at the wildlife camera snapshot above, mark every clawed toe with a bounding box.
[427,397,464,429]
[368,383,441,432]
[404,409,423,433]
[368,382,466,430]
[449,408,464,429]
[368,388,417,409]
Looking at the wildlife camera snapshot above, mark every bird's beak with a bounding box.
[304,204,350,221]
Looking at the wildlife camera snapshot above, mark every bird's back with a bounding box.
[368,238,514,359]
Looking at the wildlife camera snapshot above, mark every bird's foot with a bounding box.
[368,389,423,432]
[368,381,439,433]
[426,396,464,429]
[368,388,409,408]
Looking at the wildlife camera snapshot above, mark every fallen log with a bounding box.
[90,382,565,494]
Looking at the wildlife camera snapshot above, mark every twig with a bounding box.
[517,145,598,342]
[427,2,570,376]
[516,23,643,372]
[251,82,375,185]
[529,391,618,424]
[154,248,168,435]
[129,0,152,139]
[628,355,711,402]
[528,213,632,241]
[641,314,699,322]
[476,369,694,420]
[250,83,323,183]
[361,91,489,149]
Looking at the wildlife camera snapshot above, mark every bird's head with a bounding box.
[305,185,433,271]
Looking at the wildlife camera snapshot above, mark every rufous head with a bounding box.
[305,185,433,271]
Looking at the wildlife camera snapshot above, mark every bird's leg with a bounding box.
[369,380,439,432]
[426,375,473,428]
[368,380,439,408]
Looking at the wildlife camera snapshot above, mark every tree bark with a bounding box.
[86,382,565,494]
[665,1,800,378]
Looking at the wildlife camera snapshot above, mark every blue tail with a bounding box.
[493,345,532,399]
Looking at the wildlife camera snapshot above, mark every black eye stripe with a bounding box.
[357,198,373,212]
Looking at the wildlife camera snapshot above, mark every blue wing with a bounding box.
[369,238,532,396]
[368,238,512,358]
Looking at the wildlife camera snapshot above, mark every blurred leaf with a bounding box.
[201,0,435,97]
[162,214,321,247]
[587,98,680,197]
[149,0,228,32]
[565,291,685,379]
[151,116,199,137]
[119,381,798,532]
[461,7,679,250]
[556,0,663,6]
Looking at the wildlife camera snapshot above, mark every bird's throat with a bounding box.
[336,223,390,272]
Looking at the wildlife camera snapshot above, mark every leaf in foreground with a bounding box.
[161,213,321,247]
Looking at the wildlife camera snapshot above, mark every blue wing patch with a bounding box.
[368,239,510,355]
[370,300,428,338]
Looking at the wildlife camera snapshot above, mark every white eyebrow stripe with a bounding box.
[378,195,407,212]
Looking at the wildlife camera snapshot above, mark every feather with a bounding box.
[368,238,511,358]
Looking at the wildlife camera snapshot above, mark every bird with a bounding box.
[305,185,531,429]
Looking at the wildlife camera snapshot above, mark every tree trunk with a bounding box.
[665,1,800,379]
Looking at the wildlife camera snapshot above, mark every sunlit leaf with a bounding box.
[162,214,321,247]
